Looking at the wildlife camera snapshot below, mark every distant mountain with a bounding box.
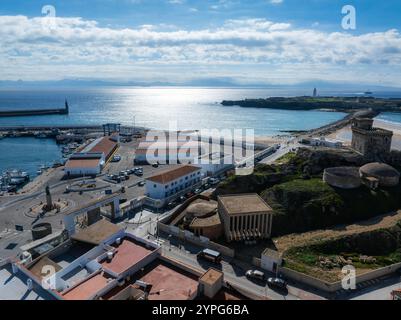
[0,78,400,91]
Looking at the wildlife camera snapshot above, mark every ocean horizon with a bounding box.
[0,86,380,136]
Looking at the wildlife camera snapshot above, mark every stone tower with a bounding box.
[351,118,393,159]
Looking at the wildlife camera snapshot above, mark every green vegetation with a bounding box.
[215,164,284,195]
[275,152,297,165]
[221,96,401,112]
[263,178,401,237]
[214,148,401,237]
[283,222,401,281]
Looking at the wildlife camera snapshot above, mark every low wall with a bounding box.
[280,261,401,293]
[158,222,235,258]
[252,257,261,268]
[0,257,12,268]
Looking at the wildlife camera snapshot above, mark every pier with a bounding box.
[0,100,69,117]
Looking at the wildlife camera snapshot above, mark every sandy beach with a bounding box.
[326,119,401,151]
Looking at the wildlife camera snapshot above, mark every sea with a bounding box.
[1,87,401,177]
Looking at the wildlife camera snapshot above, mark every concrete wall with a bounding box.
[280,261,401,293]
[64,165,101,177]
[158,222,235,258]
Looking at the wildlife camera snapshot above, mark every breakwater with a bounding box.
[0,100,69,117]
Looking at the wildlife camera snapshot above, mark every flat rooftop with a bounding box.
[71,219,123,245]
[65,158,101,169]
[137,260,199,300]
[62,272,113,300]
[199,268,223,286]
[101,238,155,275]
[0,265,55,300]
[147,165,201,184]
[218,194,273,215]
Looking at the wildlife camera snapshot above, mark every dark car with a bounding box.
[246,270,266,281]
[267,277,287,290]
[197,249,222,264]
[167,201,177,209]
[138,181,146,187]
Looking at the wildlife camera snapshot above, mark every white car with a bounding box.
[245,270,265,281]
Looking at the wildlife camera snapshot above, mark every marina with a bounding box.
[0,137,64,189]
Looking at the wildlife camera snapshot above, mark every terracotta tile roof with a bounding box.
[146,165,201,184]
[65,159,101,169]
[89,137,118,158]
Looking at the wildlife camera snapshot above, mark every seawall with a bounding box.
[0,108,68,117]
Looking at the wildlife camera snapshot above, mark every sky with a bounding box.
[1,0,401,87]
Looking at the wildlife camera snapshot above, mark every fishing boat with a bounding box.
[35,132,48,139]
[6,170,30,186]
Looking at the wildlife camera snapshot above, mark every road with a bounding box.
[350,275,401,300]
[128,214,325,301]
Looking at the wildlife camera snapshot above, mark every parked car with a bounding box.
[245,270,265,281]
[194,188,202,195]
[197,249,222,264]
[267,277,287,290]
[112,154,122,162]
[209,178,220,186]
[138,181,146,187]
[179,195,187,203]
[167,201,177,209]
[152,163,159,168]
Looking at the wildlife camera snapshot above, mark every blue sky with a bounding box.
[1,0,401,86]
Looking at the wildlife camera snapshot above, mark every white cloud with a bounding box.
[1,15,401,85]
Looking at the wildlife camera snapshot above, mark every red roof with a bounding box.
[62,272,112,300]
[147,165,201,184]
[65,159,101,169]
[101,238,155,275]
[89,137,118,159]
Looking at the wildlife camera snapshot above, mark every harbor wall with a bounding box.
[0,108,68,117]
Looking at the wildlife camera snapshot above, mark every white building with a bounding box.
[64,135,119,177]
[305,137,343,148]
[64,153,104,177]
[261,248,282,273]
[145,165,202,202]
[135,146,200,165]
[195,152,235,177]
